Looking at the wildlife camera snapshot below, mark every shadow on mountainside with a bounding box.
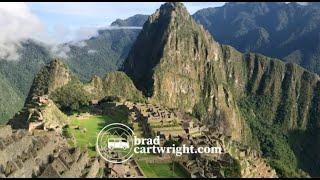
[288,129,320,177]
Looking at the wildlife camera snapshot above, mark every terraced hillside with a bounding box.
[0,126,105,178]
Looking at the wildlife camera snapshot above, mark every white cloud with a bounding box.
[88,49,97,54]
[0,3,100,60]
[72,26,100,42]
[0,2,46,60]
[50,44,70,59]
[71,41,87,48]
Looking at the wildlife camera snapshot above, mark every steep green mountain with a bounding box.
[0,40,52,123]
[193,2,320,75]
[123,2,251,143]
[111,14,148,27]
[237,53,320,177]
[0,40,52,97]
[7,59,72,130]
[25,59,73,103]
[122,2,319,177]
[23,59,145,114]
[63,28,141,81]
[0,73,23,124]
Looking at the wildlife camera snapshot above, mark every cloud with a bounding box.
[88,49,97,54]
[0,2,46,60]
[0,3,100,60]
[50,44,70,59]
[71,41,87,48]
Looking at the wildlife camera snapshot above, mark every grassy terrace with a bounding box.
[64,111,190,178]
[138,161,188,178]
[64,111,129,156]
[65,114,111,156]
[136,154,189,178]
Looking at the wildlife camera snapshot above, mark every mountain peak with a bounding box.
[123,2,222,106]
[123,2,243,140]
[123,2,212,97]
[148,2,190,23]
[25,59,72,104]
[159,2,186,11]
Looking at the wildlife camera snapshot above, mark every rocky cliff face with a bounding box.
[241,53,320,131]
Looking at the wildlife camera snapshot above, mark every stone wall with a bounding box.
[0,126,105,178]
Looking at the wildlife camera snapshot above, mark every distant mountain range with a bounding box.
[111,14,149,27]
[194,2,320,75]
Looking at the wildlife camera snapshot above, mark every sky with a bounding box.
[27,2,226,42]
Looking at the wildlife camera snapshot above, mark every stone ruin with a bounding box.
[7,95,67,134]
[119,101,278,178]
[176,131,278,178]
[108,159,144,178]
[129,102,176,122]
[124,101,188,139]
[0,125,107,178]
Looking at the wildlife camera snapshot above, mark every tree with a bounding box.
[50,82,91,112]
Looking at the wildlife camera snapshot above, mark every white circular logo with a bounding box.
[96,123,135,163]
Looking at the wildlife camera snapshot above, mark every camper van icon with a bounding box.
[107,137,130,150]
[97,123,135,163]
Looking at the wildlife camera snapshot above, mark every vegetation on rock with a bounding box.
[50,80,92,112]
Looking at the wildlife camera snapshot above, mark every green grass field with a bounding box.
[64,111,189,178]
[65,114,111,156]
[137,160,189,178]
[65,111,129,156]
